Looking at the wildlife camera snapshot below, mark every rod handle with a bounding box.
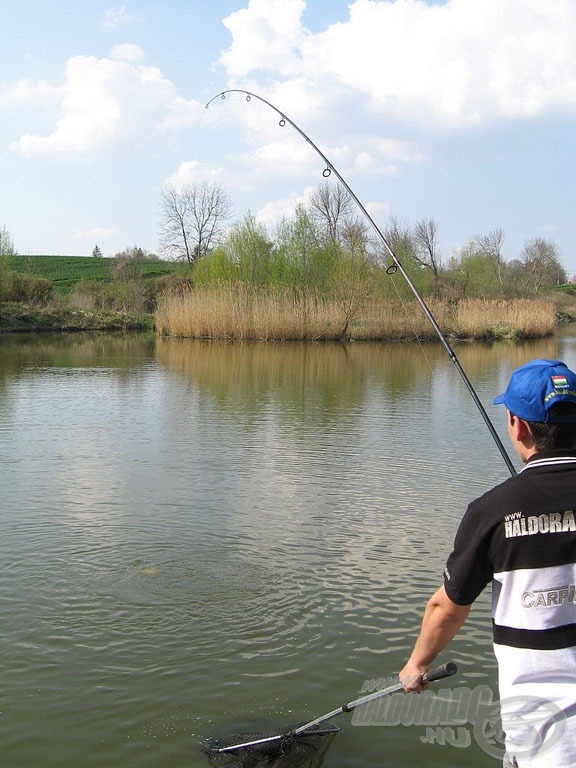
[422,662,457,684]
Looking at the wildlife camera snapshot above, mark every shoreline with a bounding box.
[0,303,154,334]
[1,297,570,341]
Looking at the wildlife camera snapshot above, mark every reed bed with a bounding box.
[155,288,556,341]
[453,299,556,340]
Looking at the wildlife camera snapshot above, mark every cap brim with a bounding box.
[492,393,506,405]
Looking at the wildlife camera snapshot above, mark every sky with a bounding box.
[1,0,575,274]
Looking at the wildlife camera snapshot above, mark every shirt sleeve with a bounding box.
[443,498,495,606]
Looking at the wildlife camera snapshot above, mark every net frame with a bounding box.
[202,722,340,767]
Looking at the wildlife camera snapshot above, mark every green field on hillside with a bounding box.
[9,254,182,292]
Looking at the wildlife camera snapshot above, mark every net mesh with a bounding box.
[202,722,340,768]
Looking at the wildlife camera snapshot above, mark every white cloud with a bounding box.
[229,132,418,187]
[219,0,576,128]
[160,95,206,129]
[9,54,200,157]
[103,5,137,30]
[365,201,391,221]
[220,0,309,78]
[250,137,320,178]
[256,186,315,229]
[0,78,63,106]
[536,223,560,237]
[73,227,119,242]
[109,44,145,63]
[165,161,225,189]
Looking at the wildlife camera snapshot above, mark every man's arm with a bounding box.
[400,584,471,692]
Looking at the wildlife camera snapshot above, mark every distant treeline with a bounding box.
[158,181,571,301]
[1,195,575,339]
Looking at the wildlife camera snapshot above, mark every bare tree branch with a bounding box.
[159,182,232,265]
[309,182,355,246]
[474,227,505,293]
[413,218,441,278]
[520,237,565,295]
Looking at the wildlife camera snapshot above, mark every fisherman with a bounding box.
[400,358,576,767]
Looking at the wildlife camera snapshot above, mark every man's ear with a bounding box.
[510,413,534,443]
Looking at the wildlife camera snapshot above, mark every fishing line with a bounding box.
[385,263,435,373]
[205,89,516,476]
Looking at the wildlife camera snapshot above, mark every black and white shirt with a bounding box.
[444,451,576,767]
[445,451,576,649]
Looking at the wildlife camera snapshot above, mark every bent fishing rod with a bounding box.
[205,89,517,476]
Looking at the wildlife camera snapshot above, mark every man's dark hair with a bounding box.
[527,402,576,451]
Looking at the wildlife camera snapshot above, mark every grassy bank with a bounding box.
[9,254,179,293]
[155,288,557,341]
[0,253,184,332]
[0,302,154,333]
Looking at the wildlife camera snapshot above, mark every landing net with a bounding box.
[202,722,340,768]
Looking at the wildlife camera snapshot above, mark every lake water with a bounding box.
[2,330,576,767]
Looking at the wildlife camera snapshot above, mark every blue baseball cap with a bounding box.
[493,359,576,423]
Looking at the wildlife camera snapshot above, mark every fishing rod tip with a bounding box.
[205,92,228,109]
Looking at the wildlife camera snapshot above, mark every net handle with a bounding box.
[292,662,457,734]
[214,662,457,752]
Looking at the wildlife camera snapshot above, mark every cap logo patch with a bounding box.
[552,375,569,389]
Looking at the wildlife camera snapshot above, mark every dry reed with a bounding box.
[453,299,556,340]
[155,288,556,341]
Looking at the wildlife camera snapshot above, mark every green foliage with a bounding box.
[72,278,154,314]
[446,246,502,298]
[0,254,186,318]
[228,214,274,287]
[9,254,180,294]
[273,205,347,294]
[194,215,276,289]
[193,246,238,287]
[191,204,378,306]
[2,181,572,329]
[11,255,114,290]
[0,269,53,304]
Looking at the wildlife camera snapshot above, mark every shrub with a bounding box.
[0,270,53,304]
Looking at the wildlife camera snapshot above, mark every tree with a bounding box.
[226,214,273,288]
[447,243,502,299]
[413,218,442,292]
[114,245,149,260]
[474,228,506,294]
[519,237,566,295]
[275,204,329,290]
[92,244,103,258]
[504,258,526,298]
[383,216,415,263]
[309,182,354,245]
[159,182,232,265]
[0,225,17,257]
[308,182,372,260]
[381,216,432,297]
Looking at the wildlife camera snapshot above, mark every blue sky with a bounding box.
[1,0,575,275]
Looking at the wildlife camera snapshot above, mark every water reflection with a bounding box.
[155,335,565,423]
[1,330,576,768]
[0,331,156,373]
[155,338,450,433]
